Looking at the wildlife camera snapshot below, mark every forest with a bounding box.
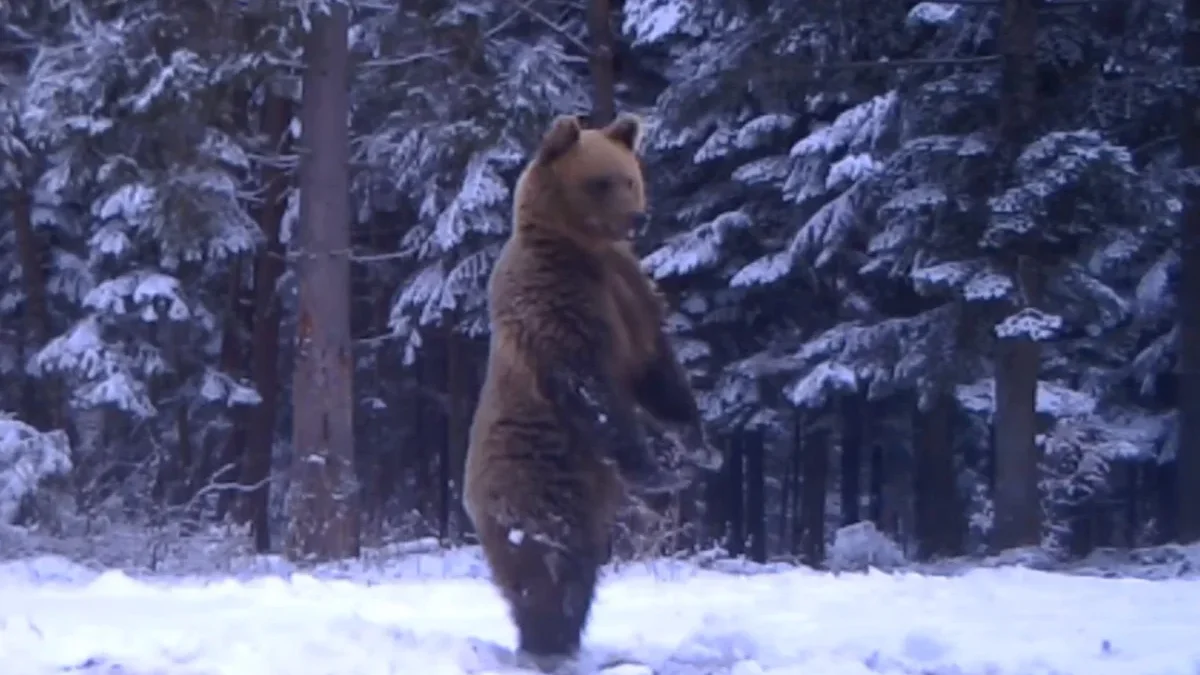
[0,0,1197,571]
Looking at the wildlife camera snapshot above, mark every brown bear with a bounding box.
[462,112,721,671]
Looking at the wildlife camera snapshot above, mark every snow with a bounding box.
[956,378,1097,418]
[0,548,1198,674]
[0,414,72,524]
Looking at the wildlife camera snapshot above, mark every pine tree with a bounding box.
[287,0,359,562]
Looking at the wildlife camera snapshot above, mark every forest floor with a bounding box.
[1,526,1199,674]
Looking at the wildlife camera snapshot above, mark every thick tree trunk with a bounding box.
[587,0,616,125]
[869,442,884,525]
[213,259,247,519]
[779,436,795,546]
[286,1,359,562]
[991,0,1042,552]
[745,430,766,563]
[13,187,55,430]
[239,88,293,552]
[914,393,964,559]
[1177,0,1200,543]
[725,435,745,557]
[799,417,828,567]
[791,420,804,555]
[840,394,862,525]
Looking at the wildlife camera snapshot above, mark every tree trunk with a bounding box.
[238,87,293,552]
[991,0,1042,552]
[840,394,862,525]
[779,436,796,546]
[12,186,55,430]
[442,326,469,542]
[914,393,964,559]
[213,259,247,519]
[791,419,804,555]
[869,442,884,525]
[286,1,359,562]
[745,430,766,563]
[587,0,616,125]
[799,416,828,567]
[725,435,745,557]
[1177,0,1200,543]
[1156,461,1178,543]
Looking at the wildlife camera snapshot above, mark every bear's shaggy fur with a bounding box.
[462,113,721,669]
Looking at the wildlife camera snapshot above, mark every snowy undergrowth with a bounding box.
[2,548,1199,675]
[3,520,1199,592]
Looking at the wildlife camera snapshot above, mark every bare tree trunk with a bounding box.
[725,435,745,557]
[587,0,616,125]
[869,442,883,525]
[286,0,359,562]
[13,186,57,430]
[745,430,766,563]
[991,0,1042,552]
[1177,0,1200,543]
[840,394,862,525]
[238,87,294,552]
[799,416,828,567]
[914,393,964,559]
[214,259,247,519]
[779,437,795,546]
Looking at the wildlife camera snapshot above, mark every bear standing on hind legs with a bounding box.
[462,112,722,672]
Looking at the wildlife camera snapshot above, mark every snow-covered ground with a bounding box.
[1,546,1198,674]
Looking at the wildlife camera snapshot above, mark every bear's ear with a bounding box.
[537,114,583,164]
[603,113,643,151]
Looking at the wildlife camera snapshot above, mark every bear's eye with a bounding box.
[584,176,614,197]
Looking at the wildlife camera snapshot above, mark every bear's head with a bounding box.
[514,113,647,247]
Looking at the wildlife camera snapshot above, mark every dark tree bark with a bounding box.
[799,416,829,567]
[441,327,470,541]
[1124,464,1140,548]
[286,0,359,562]
[1177,0,1200,543]
[869,442,884,525]
[239,84,294,553]
[779,435,796,546]
[991,0,1043,552]
[840,394,862,525]
[725,435,745,557]
[214,259,248,519]
[1157,461,1178,543]
[12,185,57,431]
[914,394,964,559]
[791,419,804,555]
[587,0,616,125]
[745,430,766,563]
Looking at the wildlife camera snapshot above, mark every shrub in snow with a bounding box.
[827,521,907,573]
[0,413,73,525]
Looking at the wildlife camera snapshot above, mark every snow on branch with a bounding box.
[643,210,750,279]
[955,378,1096,418]
[431,152,511,252]
[0,413,72,525]
[994,307,1064,341]
[907,2,961,27]
[785,362,858,409]
[199,369,263,408]
[1134,249,1177,322]
[622,0,699,47]
[790,92,897,158]
[1129,326,1177,396]
[730,251,794,288]
[982,130,1137,249]
[787,183,861,263]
